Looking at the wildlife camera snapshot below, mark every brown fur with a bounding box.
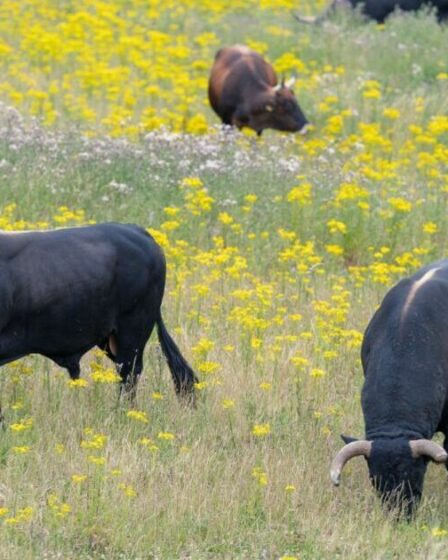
[208,45,308,136]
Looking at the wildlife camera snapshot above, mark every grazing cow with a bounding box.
[208,45,309,136]
[331,261,448,516]
[0,223,197,399]
[293,0,448,24]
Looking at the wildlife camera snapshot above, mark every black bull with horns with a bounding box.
[332,261,448,516]
[0,223,197,399]
[293,0,448,24]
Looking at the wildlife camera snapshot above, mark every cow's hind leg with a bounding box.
[113,314,157,400]
[116,346,144,401]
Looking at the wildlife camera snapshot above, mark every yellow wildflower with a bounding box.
[127,410,149,424]
[71,474,88,484]
[423,222,438,234]
[252,424,271,437]
[158,432,175,441]
[68,378,88,388]
[222,399,235,409]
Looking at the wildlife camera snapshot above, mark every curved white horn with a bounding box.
[292,13,320,24]
[284,77,296,89]
[409,440,448,463]
[291,0,341,25]
[330,440,372,486]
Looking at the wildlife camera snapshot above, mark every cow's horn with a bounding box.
[284,77,296,89]
[291,0,337,25]
[273,83,282,92]
[330,440,372,486]
[409,440,448,463]
[292,13,320,24]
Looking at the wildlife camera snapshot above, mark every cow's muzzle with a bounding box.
[299,123,311,135]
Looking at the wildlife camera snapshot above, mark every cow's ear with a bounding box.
[341,434,358,444]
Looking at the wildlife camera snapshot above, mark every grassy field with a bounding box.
[0,1,448,558]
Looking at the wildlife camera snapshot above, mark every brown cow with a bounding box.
[208,45,309,136]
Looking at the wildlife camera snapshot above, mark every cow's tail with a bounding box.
[156,312,198,401]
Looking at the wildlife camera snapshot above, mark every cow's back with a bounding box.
[208,45,276,119]
[0,224,165,355]
[1,223,163,310]
[361,260,448,438]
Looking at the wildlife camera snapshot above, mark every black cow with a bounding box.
[294,0,448,24]
[0,223,197,399]
[331,261,448,516]
[208,45,309,136]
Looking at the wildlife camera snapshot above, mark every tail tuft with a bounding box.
[156,314,198,401]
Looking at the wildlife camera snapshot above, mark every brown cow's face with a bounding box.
[250,87,309,134]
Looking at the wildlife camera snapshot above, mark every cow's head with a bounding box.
[250,78,309,135]
[331,436,448,517]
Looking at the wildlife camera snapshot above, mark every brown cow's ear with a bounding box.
[265,104,274,112]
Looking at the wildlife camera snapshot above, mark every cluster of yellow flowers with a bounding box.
[0,0,447,550]
[0,0,371,138]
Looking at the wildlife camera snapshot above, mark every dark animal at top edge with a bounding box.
[331,260,448,518]
[208,45,310,136]
[293,0,448,24]
[0,223,197,401]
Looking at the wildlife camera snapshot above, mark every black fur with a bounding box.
[0,223,197,399]
[345,260,448,515]
[297,0,448,23]
[351,0,448,22]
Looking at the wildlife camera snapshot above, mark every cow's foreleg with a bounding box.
[48,354,82,380]
[232,109,249,130]
[67,361,80,380]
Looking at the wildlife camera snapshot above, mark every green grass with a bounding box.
[0,6,447,559]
